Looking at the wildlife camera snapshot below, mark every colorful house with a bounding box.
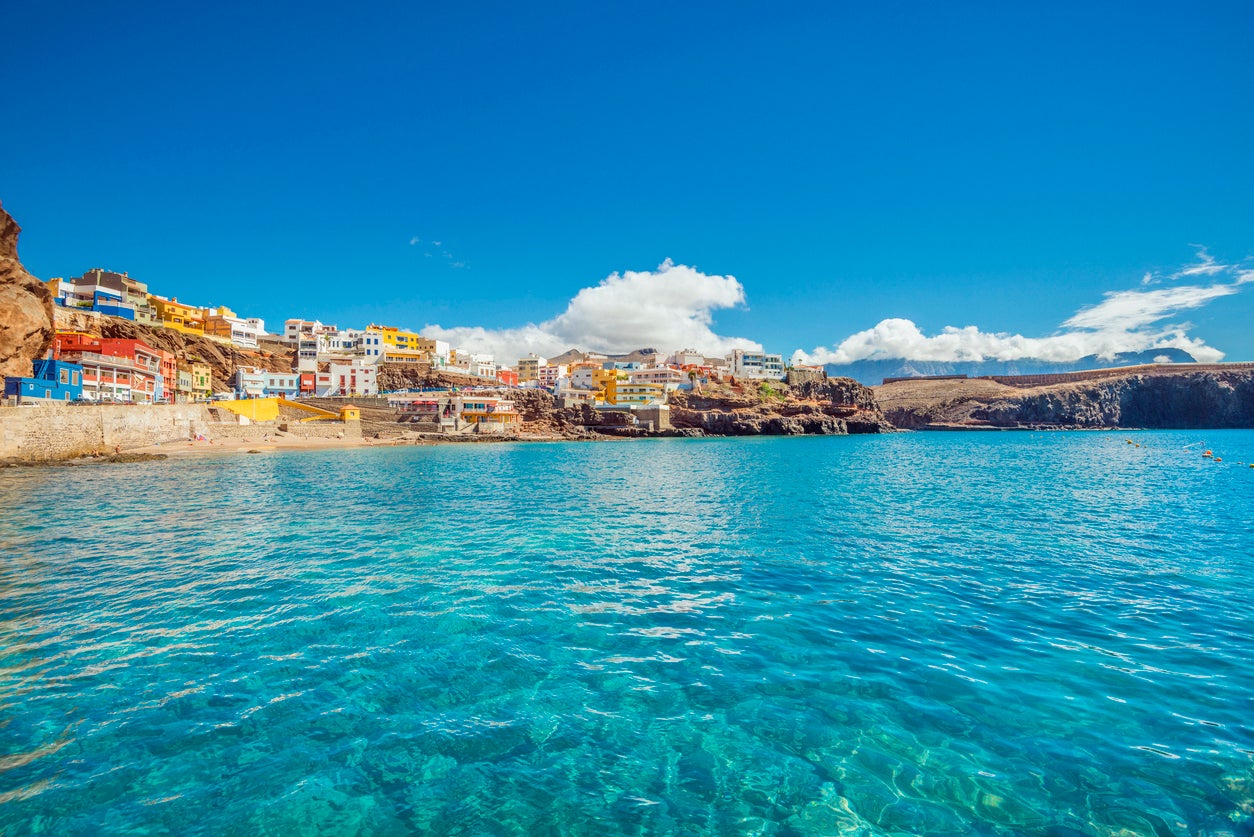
[232,367,267,399]
[205,306,266,348]
[191,362,212,400]
[54,334,163,402]
[154,349,177,403]
[175,362,195,403]
[4,358,84,404]
[149,296,206,335]
[517,354,546,382]
[600,380,665,406]
[456,397,520,427]
[535,363,569,388]
[263,371,300,399]
[364,325,440,364]
[51,269,156,322]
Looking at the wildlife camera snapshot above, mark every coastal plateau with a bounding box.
[875,367,1254,429]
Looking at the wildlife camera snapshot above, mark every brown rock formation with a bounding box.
[874,368,1254,429]
[0,204,55,379]
[669,377,892,435]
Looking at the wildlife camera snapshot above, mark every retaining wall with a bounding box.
[0,404,215,461]
[278,421,363,439]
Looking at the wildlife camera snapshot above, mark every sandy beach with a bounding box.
[131,433,431,458]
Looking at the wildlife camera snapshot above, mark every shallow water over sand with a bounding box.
[2,431,1252,835]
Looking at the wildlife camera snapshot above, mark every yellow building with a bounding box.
[517,354,545,382]
[175,362,195,403]
[191,362,212,399]
[149,296,206,335]
[366,325,430,363]
[458,397,520,426]
[601,380,664,406]
[593,368,624,392]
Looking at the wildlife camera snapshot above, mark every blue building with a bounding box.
[90,289,136,320]
[263,371,300,399]
[4,359,85,403]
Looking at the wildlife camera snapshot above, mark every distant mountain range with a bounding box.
[547,348,667,365]
[824,349,1200,385]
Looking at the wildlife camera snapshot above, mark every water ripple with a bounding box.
[2,431,1253,834]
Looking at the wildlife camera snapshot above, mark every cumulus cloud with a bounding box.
[793,253,1251,367]
[423,259,761,362]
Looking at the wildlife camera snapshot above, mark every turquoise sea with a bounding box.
[2,431,1253,836]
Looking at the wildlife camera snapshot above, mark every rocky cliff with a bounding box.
[876,369,1254,429]
[0,204,55,379]
[669,377,891,435]
[366,376,892,439]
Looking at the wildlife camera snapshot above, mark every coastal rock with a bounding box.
[876,369,1254,429]
[376,365,498,392]
[669,376,892,436]
[0,204,55,379]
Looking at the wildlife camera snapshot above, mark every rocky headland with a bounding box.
[668,377,890,436]
[876,368,1254,429]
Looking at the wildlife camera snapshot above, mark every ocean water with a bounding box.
[2,431,1253,836]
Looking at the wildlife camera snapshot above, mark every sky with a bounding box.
[4,1,1252,366]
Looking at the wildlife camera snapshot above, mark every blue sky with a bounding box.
[4,1,1252,364]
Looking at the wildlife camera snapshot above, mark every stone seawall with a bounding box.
[0,404,215,461]
[279,421,363,440]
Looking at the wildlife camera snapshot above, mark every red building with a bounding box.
[54,333,163,403]
[496,368,519,387]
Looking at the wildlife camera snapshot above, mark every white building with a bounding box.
[569,366,599,390]
[207,311,267,349]
[315,360,378,397]
[629,367,684,389]
[727,349,786,380]
[427,339,451,368]
[451,351,497,379]
[284,318,336,343]
[535,364,568,388]
[317,328,365,358]
[671,349,707,367]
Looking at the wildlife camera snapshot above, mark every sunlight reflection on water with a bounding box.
[1,431,1252,834]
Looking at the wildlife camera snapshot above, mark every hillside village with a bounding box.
[6,216,1250,445]
[5,265,811,429]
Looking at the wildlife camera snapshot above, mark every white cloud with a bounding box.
[409,236,421,246]
[1172,246,1227,278]
[423,259,760,362]
[793,252,1251,367]
[1060,283,1237,332]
